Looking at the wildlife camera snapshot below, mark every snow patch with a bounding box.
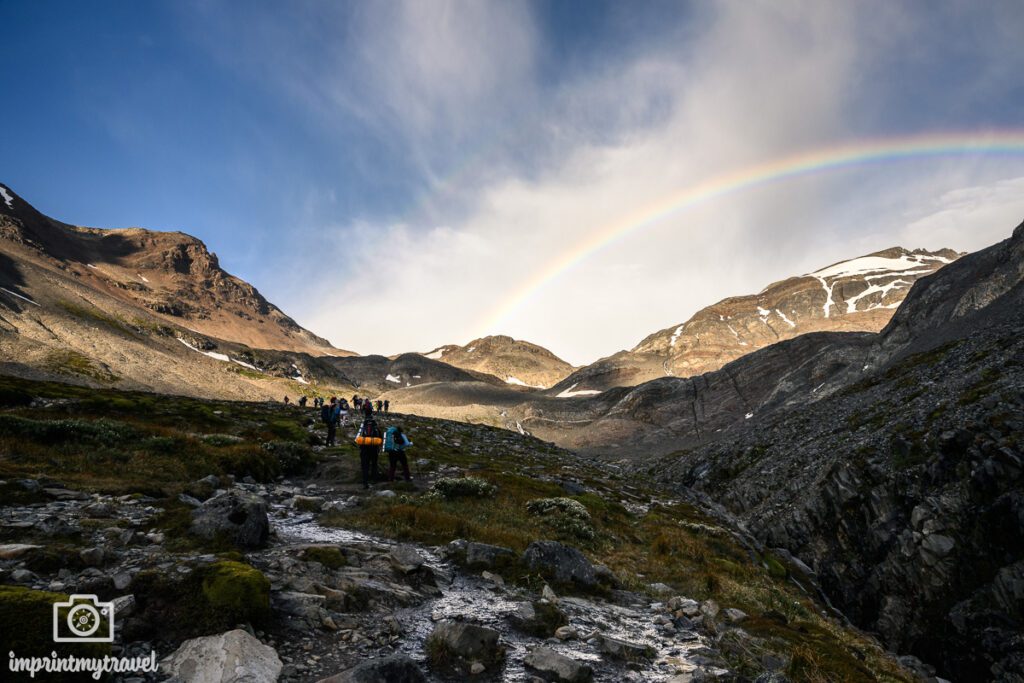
[813,275,836,318]
[556,383,602,398]
[424,349,444,360]
[177,337,230,362]
[86,264,97,269]
[846,279,908,313]
[137,274,150,283]
[745,412,754,420]
[757,306,771,319]
[0,186,13,209]
[669,324,684,347]
[0,287,39,306]
[506,376,542,388]
[294,376,309,385]
[775,309,796,327]
[466,346,476,353]
[811,255,936,279]
[232,359,259,371]
[515,421,526,436]
[385,374,401,383]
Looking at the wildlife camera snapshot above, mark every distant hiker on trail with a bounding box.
[384,425,412,482]
[322,397,339,447]
[298,395,307,408]
[283,395,290,405]
[376,399,383,413]
[362,398,374,418]
[384,399,390,413]
[355,417,383,489]
[355,397,363,411]
[338,398,350,427]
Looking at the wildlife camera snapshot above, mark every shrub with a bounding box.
[526,497,596,541]
[261,439,317,475]
[302,546,346,570]
[0,415,139,446]
[429,476,496,500]
[202,433,245,447]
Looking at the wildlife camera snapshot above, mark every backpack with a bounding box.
[356,419,383,446]
[384,426,398,451]
[320,404,332,423]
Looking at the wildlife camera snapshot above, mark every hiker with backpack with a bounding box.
[384,425,413,482]
[376,399,383,413]
[355,417,383,489]
[298,395,307,408]
[338,397,350,427]
[362,398,374,418]
[384,399,390,414]
[322,397,340,447]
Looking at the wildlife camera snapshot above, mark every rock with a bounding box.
[83,502,115,517]
[111,594,136,619]
[723,608,748,623]
[79,547,105,567]
[464,542,517,570]
[470,662,486,675]
[188,475,221,501]
[481,571,505,587]
[317,654,427,682]
[595,634,655,661]
[554,625,578,640]
[390,545,424,574]
[43,487,90,501]
[700,599,720,619]
[522,541,597,588]
[294,495,325,512]
[427,621,505,673]
[507,600,568,637]
[178,493,204,508]
[273,591,326,621]
[161,629,282,682]
[10,568,36,584]
[190,490,269,549]
[524,647,593,682]
[0,543,41,560]
[113,571,133,591]
[921,533,955,559]
[542,584,559,603]
[375,490,397,498]
[649,582,673,594]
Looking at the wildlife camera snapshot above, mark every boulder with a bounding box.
[390,545,424,574]
[523,647,593,682]
[161,629,282,682]
[293,495,325,512]
[595,634,655,661]
[465,542,517,570]
[0,543,41,560]
[317,654,427,683]
[521,541,597,588]
[507,600,568,637]
[190,490,269,549]
[427,621,505,674]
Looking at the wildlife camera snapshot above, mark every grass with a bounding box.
[42,349,119,383]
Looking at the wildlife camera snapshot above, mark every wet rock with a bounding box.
[427,621,505,675]
[554,625,578,640]
[507,600,568,637]
[190,490,269,549]
[178,493,203,508]
[522,541,597,589]
[43,487,90,501]
[10,568,36,584]
[83,502,115,517]
[317,654,427,682]
[390,545,424,574]
[595,634,655,661]
[481,571,505,588]
[274,591,326,621]
[161,628,282,682]
[188,474,221,501]
[723,608,748,623]
[524,647,593,683]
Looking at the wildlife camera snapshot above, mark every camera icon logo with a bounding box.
[53,594,115,643]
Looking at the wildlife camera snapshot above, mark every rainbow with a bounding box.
[475,131,1024,336]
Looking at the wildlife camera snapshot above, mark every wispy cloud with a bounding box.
[182,1,1024,365]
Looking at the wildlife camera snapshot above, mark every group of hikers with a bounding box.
[319,395,411,489]
[284,394,390,415]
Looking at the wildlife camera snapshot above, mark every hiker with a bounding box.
[376,399,383,413]
[384,399,390,413]
[355,417,383,489]
[338,397,350,427]
[362,398,374,418]
[322,397,339,447]
[283,395,290,405]
[384,425,413,482]
[298,395,307,408]
[355,396,362,411]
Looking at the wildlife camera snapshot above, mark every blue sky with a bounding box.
[3,1,1024,364]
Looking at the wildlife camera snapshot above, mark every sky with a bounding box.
[3,1,1024,365]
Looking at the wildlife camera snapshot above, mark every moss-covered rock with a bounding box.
[0,586,110,680]
[301,546,346,570]
[199,561,271,626]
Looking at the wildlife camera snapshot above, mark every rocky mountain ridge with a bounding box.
[551,246,959,395]
[419,335,576,390]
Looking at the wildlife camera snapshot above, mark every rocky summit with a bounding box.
[418,336,576,390]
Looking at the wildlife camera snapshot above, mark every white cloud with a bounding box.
[258,2,1024,365]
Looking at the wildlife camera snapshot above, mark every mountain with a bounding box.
[419,335,575,389]
[0,183,353,399]
[550,247,959,394]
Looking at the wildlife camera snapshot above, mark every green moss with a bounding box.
[199,561,271,626]
[302,546,346,569]
[0,586,110,678]
[43,349,120,383]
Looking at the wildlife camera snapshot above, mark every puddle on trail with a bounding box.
[271,507,704,682]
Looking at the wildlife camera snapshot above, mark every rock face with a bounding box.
[190,490,269,549]
[161,629,282,683]
[419,335,576,390]
[427,621,505,676]
[656,220,1024,680]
